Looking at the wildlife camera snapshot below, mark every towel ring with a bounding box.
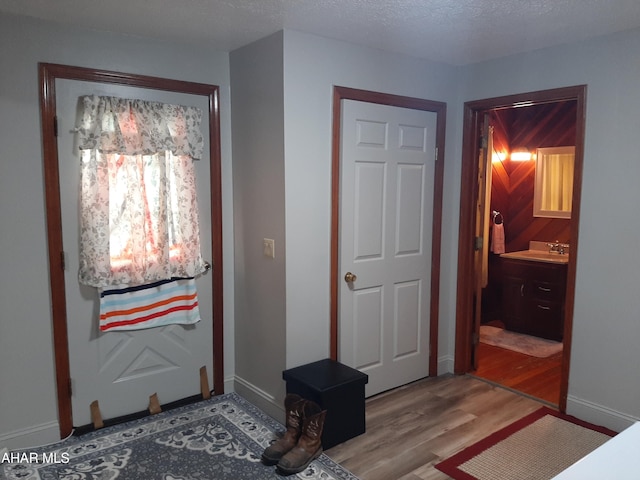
[492,210,503,225]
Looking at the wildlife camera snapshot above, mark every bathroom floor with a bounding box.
[472,341,562,405]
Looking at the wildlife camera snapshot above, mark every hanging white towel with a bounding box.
[99,277,201,332]
[491,222,505,254]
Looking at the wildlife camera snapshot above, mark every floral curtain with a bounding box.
[77,95,204,157]
[77,95,206,287]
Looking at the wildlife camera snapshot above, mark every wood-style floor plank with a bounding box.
[325,374,544,480]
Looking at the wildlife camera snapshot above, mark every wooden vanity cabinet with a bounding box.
[500,257,567,341]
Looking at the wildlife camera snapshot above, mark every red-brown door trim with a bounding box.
[329,86,446,377]
[39,63,224,438]
[454,85,587,411]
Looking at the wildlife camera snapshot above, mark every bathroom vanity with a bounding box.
[499,247,568,341]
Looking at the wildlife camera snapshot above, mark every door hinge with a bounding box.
[435,146,439,162]
[474,236,483,251]
[68,378,73,397]
[480,134,487,149]
[472,332,479,345]
[60,251,66,270]
[53,115,59,137]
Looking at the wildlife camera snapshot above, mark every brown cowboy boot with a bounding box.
[261,394,306,465]
[276,401,327,475]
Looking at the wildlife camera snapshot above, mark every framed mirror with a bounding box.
[534,146,575,219]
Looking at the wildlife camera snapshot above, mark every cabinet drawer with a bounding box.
[531,279,565,301]
[528,299,564,341]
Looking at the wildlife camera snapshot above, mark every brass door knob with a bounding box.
[344,272,357,283]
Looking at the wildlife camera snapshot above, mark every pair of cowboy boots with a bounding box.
[261,393,327,475]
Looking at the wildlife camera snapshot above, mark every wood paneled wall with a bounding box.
[489,101,576,252]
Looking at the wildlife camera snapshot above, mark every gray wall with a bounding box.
[0,13,235,448]
[281,30,461,370]
[460,28,640,430]
[230,31,287,419]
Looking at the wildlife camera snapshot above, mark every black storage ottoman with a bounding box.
[282,358,368,449]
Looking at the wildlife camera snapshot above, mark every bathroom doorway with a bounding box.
[454,86,587,411]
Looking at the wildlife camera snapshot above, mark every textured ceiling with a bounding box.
[2,0,640,65]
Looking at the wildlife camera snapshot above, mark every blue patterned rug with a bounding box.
[1,392,359,479]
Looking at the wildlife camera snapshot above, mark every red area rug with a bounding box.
[435,407,617,480]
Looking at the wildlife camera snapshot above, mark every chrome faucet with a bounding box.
[547,241,569,255]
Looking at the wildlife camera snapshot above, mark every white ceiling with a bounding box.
[2,0,640,65]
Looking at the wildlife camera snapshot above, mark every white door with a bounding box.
[339,100,436,397]
[56,79,214,426]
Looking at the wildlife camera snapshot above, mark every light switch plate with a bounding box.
[263,238,275,259]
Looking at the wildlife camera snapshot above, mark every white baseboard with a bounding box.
[566,394,639,433]
[0,421,60,450]
[233,375,284,424]
[438,354,455,375]
[223,375,235,394]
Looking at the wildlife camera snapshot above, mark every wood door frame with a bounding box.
[39,63,224,438]
[454,85,587,411]
[329,86,446,377]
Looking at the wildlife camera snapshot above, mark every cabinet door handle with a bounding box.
[537,304,551,310]
[538,286,552,292]
[520,284,525,296]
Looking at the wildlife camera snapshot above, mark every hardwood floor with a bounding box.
[325,374,545,480]
[472,342,562,405]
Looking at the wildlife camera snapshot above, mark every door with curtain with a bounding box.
[56,79,214,427]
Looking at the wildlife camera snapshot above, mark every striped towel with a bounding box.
[99,277,201,332]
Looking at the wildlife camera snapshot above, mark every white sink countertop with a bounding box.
[500,241,569,264]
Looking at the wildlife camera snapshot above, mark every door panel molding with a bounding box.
[330,86,446,377]
[39,63,224,437]
[454,85,587,412]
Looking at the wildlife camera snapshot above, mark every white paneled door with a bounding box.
[57,80,214,426]
[339,100,436,397]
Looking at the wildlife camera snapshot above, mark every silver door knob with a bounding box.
[344,272,357,283]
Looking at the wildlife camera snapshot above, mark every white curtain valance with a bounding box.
[77,95,204,159]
